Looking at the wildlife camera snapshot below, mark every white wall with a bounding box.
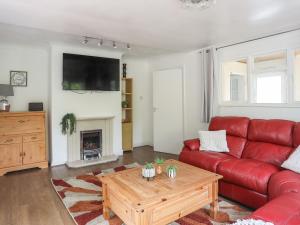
[50,44,123,166]
[122,57,153,146]
[122,51,204,147]
[216,30,300,121]
[149,51,203,140]
[0,44,49,111]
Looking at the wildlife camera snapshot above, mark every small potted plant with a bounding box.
[122,100,129,108]
[155,157,165,175]
[60,113,76,135]
[142,162,155,181]
[166,165,177,179]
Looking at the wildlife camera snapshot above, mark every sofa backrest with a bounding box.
[242,119,295,166]
[209,116,250,158]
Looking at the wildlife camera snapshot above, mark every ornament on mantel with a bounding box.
[122,63,127,78]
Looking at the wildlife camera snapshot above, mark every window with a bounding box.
[221,59,247,102]
[256,74,282,103]
[294,50,300,102]
[220,49,300,105]
[252,52,287,103]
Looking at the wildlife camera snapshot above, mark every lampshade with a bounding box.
[0,84,14,97]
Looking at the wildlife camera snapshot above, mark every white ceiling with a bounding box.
[0,0,300,52]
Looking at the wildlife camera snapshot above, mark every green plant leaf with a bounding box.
[144,162,154,169]
[60,113,76,135]
[155,157,165,164]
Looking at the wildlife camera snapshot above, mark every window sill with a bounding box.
[219,103,300,108]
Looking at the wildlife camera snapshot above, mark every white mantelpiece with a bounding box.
[76,115,115,121]
[66,116,118,168]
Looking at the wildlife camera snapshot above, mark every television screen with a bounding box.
[63,53,120,91]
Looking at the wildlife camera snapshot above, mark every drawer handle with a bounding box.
[5,139,13,143]
[31,137,37,140]
[18,120,25,123]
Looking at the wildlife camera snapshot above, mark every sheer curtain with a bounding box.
[200,47,218,125]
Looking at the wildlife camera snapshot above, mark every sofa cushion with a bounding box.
[227,135,247,158]
[243,116,294,167]
[209,116,249,158]
[198,130,229,152]
[217,159,280,194]
[250,193,300,225]
[219,181,268,209]
[209,116,250,138]
[242,142,293,167]
[269,170,300,200]
[282,145,300,173]
[293,122,300,147]
[248,119,294,146]
[179,148,233,172]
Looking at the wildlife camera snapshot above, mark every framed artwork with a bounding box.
[10,71,27,87]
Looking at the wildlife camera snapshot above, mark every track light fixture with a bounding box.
[97,39,103,46]
[82,37,88,44]
[81,36,131,50]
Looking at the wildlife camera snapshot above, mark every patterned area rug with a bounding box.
[51,163,251,225]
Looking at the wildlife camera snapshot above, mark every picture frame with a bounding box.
[10,71,28,87]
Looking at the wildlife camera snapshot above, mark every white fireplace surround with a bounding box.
[66,116,118,168]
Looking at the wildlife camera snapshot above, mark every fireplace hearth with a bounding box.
[80,130,102,160]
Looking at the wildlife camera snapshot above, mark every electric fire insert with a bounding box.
[80,129,102,160]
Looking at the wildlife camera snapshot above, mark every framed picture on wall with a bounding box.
[10,71,28,87]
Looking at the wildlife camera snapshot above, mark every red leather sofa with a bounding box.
[179,117,300,225]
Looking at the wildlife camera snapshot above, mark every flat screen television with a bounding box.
[63,53,120,91]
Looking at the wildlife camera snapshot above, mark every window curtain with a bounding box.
[200,47,217,123]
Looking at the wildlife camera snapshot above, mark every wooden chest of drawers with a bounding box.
[0,112,48,175]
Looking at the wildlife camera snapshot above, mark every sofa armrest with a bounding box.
[184,138,200,151]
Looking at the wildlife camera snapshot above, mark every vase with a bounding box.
[156,165,162,175]
[168,169,176,178]
[122,64,127,78]
[142,168,155,181]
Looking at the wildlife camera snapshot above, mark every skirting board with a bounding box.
[66,155,119,168]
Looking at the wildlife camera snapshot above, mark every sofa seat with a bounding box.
[250,193,300,225]
[179,148,234,172]
[268,170,300,200]
[217,159,280,194]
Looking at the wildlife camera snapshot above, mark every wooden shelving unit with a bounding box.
[122,78,133,151]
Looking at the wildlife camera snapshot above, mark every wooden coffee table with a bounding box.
[98,159,222,225]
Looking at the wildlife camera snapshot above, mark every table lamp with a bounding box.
[0,84,14,112]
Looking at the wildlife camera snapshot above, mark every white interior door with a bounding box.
[153,68,183,154]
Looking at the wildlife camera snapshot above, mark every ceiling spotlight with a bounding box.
[98,39,103,46]
[113,41,117,48]
[82,37,88,44]
[180,0,216,9]
[127,44,131,50]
